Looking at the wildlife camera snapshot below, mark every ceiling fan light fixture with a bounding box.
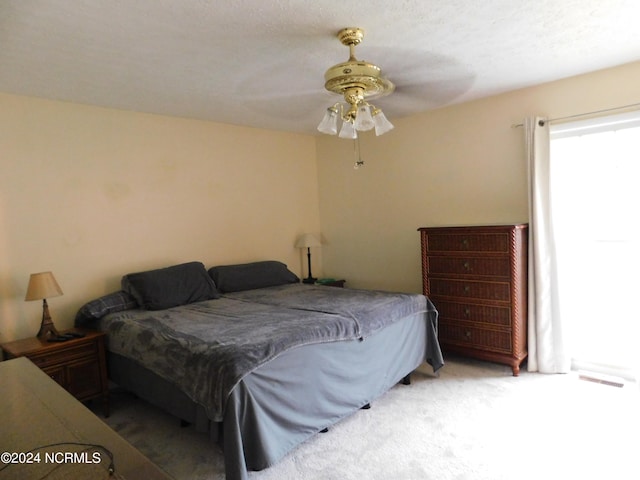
[318,28,394,139]
[317,105,339,135]
[372,108,394,136]
[353,104,375,131]
[338,120,357,139]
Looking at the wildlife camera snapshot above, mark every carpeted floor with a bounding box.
[92,356,640,480]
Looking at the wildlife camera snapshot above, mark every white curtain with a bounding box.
[524,117,570,373]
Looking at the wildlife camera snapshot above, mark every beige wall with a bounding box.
[0,94,319,341]
[2,60,639,342]
[316,61,640,293]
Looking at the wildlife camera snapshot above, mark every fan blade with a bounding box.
[356,46,476,114]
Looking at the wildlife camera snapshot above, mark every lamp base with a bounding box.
[36,299,60,340]
[37,322,60,340]
[302,248,317,285]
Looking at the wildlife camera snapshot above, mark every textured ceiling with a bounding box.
[2,1,640,135]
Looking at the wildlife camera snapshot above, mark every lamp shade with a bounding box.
[295,233,321,248]
[25,272,63,301]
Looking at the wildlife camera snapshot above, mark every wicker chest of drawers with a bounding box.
[418,224,528,375]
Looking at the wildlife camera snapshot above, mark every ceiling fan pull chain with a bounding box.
[353,137,365,169]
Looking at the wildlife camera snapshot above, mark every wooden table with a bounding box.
[0,356,173,479]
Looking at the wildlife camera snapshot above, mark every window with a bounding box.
[550,112,640,380]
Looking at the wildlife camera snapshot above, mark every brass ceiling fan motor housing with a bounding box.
[324,27,395,107]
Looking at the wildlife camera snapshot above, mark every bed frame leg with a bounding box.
[320,427,329,433]
[361,403,371,409]
[402,373,411,385]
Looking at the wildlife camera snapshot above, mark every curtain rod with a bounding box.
[511,101,640,128]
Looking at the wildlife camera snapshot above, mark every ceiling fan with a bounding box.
[239,27,471,139]
[317,27,395,139]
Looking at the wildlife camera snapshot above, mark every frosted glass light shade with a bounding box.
[353,104,375,131]
[373,110,394,136]
[339,121,357,139]
[317,107,339,135]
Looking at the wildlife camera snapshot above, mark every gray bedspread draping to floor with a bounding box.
[82,284,442,480]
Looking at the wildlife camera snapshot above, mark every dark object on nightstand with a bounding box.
[0,328,110,415]
[47,336,70,342]
[46,331,87,342]
[316,278,346,288]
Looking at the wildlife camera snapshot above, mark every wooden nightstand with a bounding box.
[1,329,109,416]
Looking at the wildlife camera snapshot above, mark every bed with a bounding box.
[75,261,443,480]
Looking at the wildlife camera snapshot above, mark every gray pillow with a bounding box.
[208,260,299,293]
[74,290,139,326]
[122,261,220,310]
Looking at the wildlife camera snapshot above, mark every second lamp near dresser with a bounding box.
[419,224,528,375]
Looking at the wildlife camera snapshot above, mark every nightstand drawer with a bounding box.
[28,341,97,368]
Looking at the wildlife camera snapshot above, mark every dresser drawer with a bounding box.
[433,300,511,327]
[440,323,513,353]
[428,279,511,302]
[427,256,511,277]
[28,341,98,368]
[426,233,510,253]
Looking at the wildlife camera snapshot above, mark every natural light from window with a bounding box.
[550,114,640,380]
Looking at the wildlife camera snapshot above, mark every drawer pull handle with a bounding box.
[464,308,471,317]
[461,238,469,248]
[465,330,472,339]
[463,285,470,293]
[463,261,470,271]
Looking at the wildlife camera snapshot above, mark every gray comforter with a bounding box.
[97,284,439,421]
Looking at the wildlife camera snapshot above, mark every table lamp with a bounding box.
[25,271,64,339]
[295,233,322,284]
